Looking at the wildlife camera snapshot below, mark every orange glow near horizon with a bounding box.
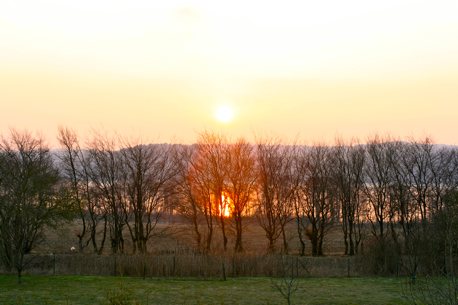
[220,192,233,218]
[1,1,458,145]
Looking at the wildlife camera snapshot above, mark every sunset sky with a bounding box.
[1,0,457,146]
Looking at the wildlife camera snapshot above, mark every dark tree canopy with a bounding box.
[0,130,62,283]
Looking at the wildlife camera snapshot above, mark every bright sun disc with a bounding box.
[214,105,234,123]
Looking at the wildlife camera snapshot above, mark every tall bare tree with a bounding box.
[363,136,395,241]
[181,133,229,252]
[0,130,61,282]
[429,145,457,213]
[224,139,257,252]
[332,139,365,255]
[87,133,126,254]
[119,141,177,254]
[57,127,107,254]
[194,133,229,252]
[423,145,458,274]
[172,144,204,250]
[386,141,422,277]
[400,138,435,226]
[393,139,442,275]
[296,145,336,256]
[186,149,215,252]
[255,140,296,253]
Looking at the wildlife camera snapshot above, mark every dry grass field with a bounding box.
[37,217,350,257]
[13,216,367,278]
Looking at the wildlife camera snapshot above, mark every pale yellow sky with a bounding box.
[1,0,457,146]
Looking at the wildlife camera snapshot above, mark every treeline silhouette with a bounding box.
[1,128,457,280]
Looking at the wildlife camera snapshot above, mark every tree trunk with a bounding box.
[206,226,213,252]
[234,214,243,252]
[281,227,289,254]
[311,232,319,256]
[296,218,306,256]
[220,214,228,252]
[348,221,355,255]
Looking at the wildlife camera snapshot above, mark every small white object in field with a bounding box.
[70,246,76,252]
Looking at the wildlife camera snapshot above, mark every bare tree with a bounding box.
[255,140,296,253]
[87,133,126,254]
[0,130,62,283]
[185,133,228,252]
[332,139,365,255]
[392,138,441,276]
[386,141,423,278]
[429,145,457,214]
[200,133,229,252]
[186,147,216,252]
[363,136,395,241]
[271,256,304,305]
[57,127,107,254]
[361,136,407,274]
[427,146,458,275]
[224,139,257,252]
[296,145,336,256]
[400,138,435,227]
[119,141,177,254]
[172,144,204,250]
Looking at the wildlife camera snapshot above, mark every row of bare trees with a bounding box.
[173,132,257,254]
[2,129,458,278]
[52,130,458,261]
[58,128,178,255]
[361,137,458,275]
[173,133,458,263]
[175,135,359,256]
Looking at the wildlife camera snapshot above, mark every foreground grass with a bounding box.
[0,275,409,305]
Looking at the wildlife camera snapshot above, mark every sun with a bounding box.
[220,191,233,217]
[214,105,235,124]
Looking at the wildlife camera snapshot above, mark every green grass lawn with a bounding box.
[0,275,410,305]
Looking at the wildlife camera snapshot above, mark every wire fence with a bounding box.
[1,253,368,278]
